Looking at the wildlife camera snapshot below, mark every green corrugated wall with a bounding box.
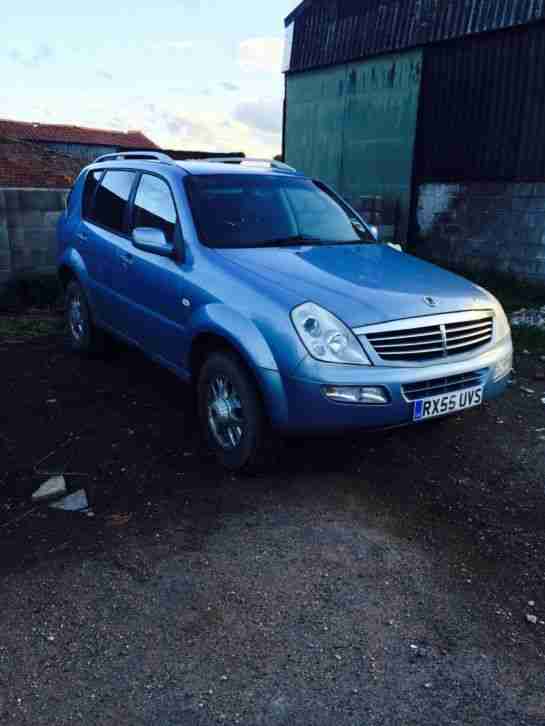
[284,50,423,240]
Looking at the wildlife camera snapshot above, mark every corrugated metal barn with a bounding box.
[283,0,545,282]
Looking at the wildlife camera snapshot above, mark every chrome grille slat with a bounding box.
[403,369,488,401]
[367,329,443,343]
[377,345,448,357]
[359,312,494,363]
[446,326,493,343]
[446,320,494,333]
[446,333,493,351]
[373,335,444,350]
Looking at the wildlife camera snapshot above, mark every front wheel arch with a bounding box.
[189,332,271,425]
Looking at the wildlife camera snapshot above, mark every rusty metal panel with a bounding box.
[341,51,423,238]
[285,0,545,73]
[284,65,348,191]
[415,22,545,182]
[285,50,422,239]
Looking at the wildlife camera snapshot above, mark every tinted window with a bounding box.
[186,175,374,249]
[132,174,177,244]
[82,170,102,219]
[92,171,135,234]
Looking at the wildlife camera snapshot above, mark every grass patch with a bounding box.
[471,274,545,314]
[511,326,545,356]
[427,263,545,313]
[0,314,62,343]
[411,254,545,312]
[0,275,63,313]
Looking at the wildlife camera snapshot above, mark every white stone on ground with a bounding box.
[49,489,89,512]
[32,476,66,502]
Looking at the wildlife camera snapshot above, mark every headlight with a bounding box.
[291,302,371,365]
[494,301,511,341]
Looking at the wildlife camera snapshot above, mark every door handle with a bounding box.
[120,252,134,267]
[77,232,88,243]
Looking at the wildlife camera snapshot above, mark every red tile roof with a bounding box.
[0,137,86,189]
[0,118,159,149]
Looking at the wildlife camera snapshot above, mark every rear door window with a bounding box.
[132,174,178,244]
[92,170,136,234]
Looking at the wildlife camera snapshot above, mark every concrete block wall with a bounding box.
[0,188,69,286]
[413,182,545,282]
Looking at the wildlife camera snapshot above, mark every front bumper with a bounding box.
[265,336,513,433]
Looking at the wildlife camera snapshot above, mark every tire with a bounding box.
[197,351,270,473]
[65,279,104,355]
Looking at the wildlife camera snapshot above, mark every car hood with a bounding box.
[216,244,493,328]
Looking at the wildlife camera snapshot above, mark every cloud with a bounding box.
[151,40,194,56]
[176,0,200,9]
[152,105,281,157]
[107,116,125,130]
[9,43,54,69]
[162,112,216,147]
[238,37,283,74]
[233,98,282,136]
[97,70,113,81]
[221,82,240,92]
[23,93,282,160]
[166,41,194,52]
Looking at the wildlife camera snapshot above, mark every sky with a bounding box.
[2,0,300,157]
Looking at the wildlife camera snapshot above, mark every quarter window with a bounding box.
[92,171,136,234]
[132,174,177,244]
[82,170,102,219]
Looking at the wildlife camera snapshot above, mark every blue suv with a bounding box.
[57,152,513,471]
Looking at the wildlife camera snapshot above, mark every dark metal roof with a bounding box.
[285,0,545,72]
[415,21,545,183]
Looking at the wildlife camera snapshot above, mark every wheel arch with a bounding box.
[188,304,280,375]
[57,248,88,293]
[188,304,290,429]
[58,263,76,292]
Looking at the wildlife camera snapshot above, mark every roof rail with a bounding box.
[94,151,174,164]
[191,157,298,173]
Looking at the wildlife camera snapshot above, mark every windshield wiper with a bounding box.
[257,235,323,248]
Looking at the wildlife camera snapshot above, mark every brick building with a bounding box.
[0,137,87,287]
[0,118,158,164]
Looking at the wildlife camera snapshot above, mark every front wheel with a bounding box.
[197,351,269,472]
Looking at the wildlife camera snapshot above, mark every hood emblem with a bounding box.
[424,296,439,308]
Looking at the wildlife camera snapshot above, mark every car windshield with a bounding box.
[185,174,375,249]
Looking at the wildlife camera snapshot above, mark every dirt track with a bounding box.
[1,331,544,725]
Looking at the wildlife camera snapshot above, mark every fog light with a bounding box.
[494,352,513,382]
[323,385,389,404]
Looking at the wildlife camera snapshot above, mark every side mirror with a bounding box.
[132,227,174,258]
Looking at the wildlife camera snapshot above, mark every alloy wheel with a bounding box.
[68,293,86,343]
[207,375,245,450]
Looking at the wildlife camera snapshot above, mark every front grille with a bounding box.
[402,368,488,402]
[362,312,494,362]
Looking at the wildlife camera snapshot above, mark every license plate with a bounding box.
[413,385,484,421]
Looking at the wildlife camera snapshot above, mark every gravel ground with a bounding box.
[1,329,544,725]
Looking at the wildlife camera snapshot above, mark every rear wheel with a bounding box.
[65,279,104,354]
[197,351,269,472]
